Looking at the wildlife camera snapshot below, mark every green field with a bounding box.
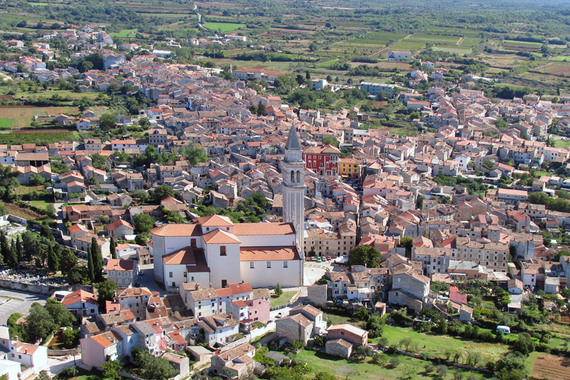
[502,40,542,48]
[0,119,11,128]
[380,325,510,364]
[294,349,485,379]
[110,29,138,38]
[270,290,298,307]
[30,200,50,210]
[553,139,570,148]
[549,56,570,61]
[203,22,245,32]
[0,130,79,144]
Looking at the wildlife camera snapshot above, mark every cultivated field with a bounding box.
[295,350,486,379]
[0,106,78,129]
[531,354,570,380]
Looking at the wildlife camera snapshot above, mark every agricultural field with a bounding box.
[0,119,11,128]
[110,29,138,38]
[531,354,570,380]
[533,62,570,76]
[203,22,245,32]
[379,325,510,364]
[0,129,79,145]
[0,106,78,129]
[294,349,486,380]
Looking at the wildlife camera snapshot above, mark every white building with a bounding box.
[152,124,305,290]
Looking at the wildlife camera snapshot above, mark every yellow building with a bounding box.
[339,157,360,178]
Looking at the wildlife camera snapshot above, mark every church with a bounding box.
[151,124,306,290]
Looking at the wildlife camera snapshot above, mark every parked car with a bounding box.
[327,255,332,261]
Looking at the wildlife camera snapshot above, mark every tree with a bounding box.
[101,360,122,380]
[91,153,107,170]
[179,144,208,166]
[435,365,448,378]
[5,236,18,268]
[47,245,59,272]
[322,136,339,148]
[366,315,385,338]
[133,348,177,380]
[348,245,381,268]
[95,280,118,309]
[371,353,389,366]
[133,213,155,234]
[353,345,373,360]
[274,283,283,297]
[512,332,535,356]
[110,237,117,259]
[61,328,79,348]
[398,236,413,258]
[45,298,75,327]
[87,244,95,282]
[27,303,57,342]
[257,101,267,116]
[291,339,305,352]
[91,237,103,282]
[152,184,175,203]
[99,113,116,131]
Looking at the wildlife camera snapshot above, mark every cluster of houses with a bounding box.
[0,21,570,380]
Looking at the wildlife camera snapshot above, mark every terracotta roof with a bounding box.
[106,259,135,271]
[151,224,200,237]
[197,214,233,227]
[233,222,294,236]
[163,247,210,272]
[107,218,133,231]
[240,246,300,261]
[202,229,240,244]
[12,341,39,355]
[216,282,253,297]
[62,289,97,307]
[91,331,119,348]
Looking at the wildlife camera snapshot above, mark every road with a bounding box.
[0,289,47,325]
[137,264,167,295]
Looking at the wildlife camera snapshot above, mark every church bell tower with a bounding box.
[282,123,306,257]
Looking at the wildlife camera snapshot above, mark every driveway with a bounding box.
[0,289,47,325]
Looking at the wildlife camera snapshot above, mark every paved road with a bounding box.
[137,264,167,295]
[0,289,47,325]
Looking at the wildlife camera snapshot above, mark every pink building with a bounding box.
[246,299,270,324]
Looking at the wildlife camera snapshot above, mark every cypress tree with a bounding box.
[91,237,103,282]
[47,245,59,272]
[110,237,117,260]
[0,233,9,265]
[6,237,18,268]
[87,244,95,282]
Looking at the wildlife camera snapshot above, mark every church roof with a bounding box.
[285,123,302,151]
[202,229,241,244]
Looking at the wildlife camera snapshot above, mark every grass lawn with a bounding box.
[30,200,50,210]
[270,290,298,307]
[295,350,486,379]
[323,311,366,329]
[0,118,11,128]
[553,139,570,148]
[203,22,245,32]
[110,29,137,38]
[379,325,510,364]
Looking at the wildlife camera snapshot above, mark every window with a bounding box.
[191,239,197,248]
[250,262,254,269]
[283,261,288,268]
[221,279,227,288]
[169,272,173,278]
[220,246,226,256]
[267,261,271,268]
